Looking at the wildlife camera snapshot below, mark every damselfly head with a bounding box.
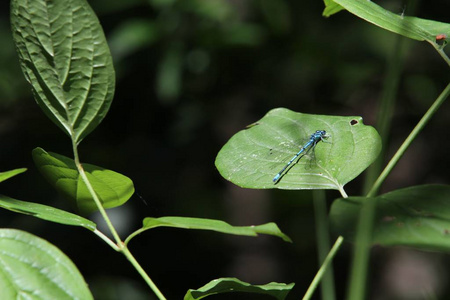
[314,130,327,138]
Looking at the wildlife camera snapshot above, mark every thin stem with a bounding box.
[72,141,167,300]
[302,236,344,300]
[367,82,450,197]
[429,40,450,68]
[124,227,146,246]
[348,35,406,298]
[72,141,122,244]
[122,246,167,300]
[338,186,348,198]
[345,197,376,300]
[93,229,120,251]
[313,190,336,300]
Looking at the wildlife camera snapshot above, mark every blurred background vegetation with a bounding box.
[0,0,449,299]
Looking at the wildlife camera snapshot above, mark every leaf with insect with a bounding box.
[215,108,381,192]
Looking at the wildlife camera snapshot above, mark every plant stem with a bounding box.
[72,141,122,244]
[367,82,450,197]
[124,227,146,246]
[345,196,376,300]
[303,236,343,300]
[313,190,336,300]
[93,229,120,251]
[72,141,167,300]
[338,186,348,198]
[429,41,450,68]
[122,246,167,300]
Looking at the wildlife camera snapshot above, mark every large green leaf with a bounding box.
[332,0,450,44]
[11,0,115,143]
[215,108,381,191]
[330,185,450,251]
[184,277,294,300]
[32,147,134,214]
[125,216,291,244]
[0,229,93,299]
[0,168,27,183]
[0,195,96,231]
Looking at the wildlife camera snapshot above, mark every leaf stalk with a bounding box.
[72,140,167,300]
[367,82,450,197]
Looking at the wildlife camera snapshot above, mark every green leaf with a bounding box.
[215,108,381,191]
[184,277,294,300]
[32,147,134,214]
[0,229,93,299]
[126,216,291,244]
[330,185,450,251]
[0,168,27,183]
[0,195,96,231]
[322,0,344,17]
[332,0,450,44]
[11,0,115,143]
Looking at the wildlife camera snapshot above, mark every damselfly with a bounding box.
[272,130,329,183]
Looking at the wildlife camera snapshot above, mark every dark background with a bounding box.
[0,0,449,299]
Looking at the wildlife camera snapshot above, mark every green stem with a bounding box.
[351,81,450,299]
[122,246,167,300]
[338,186,348,198]
[124,227,146,246]
[303,236,344,300]
[72,141,122,244]
[72,141,167,300]
[313,191,336,300]
[93,229,120,251]
[429,40,450,68]
[345,197,376,300]
[367,82,450,197]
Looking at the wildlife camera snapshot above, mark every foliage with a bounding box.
[330,185,450,251]
[184,278,294,300]
[0,229,93,300]
[32,147,134,214]
[3,0,294,299]
[11,0,115,144]
[216,108,381,194]
[0,0,449,299]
